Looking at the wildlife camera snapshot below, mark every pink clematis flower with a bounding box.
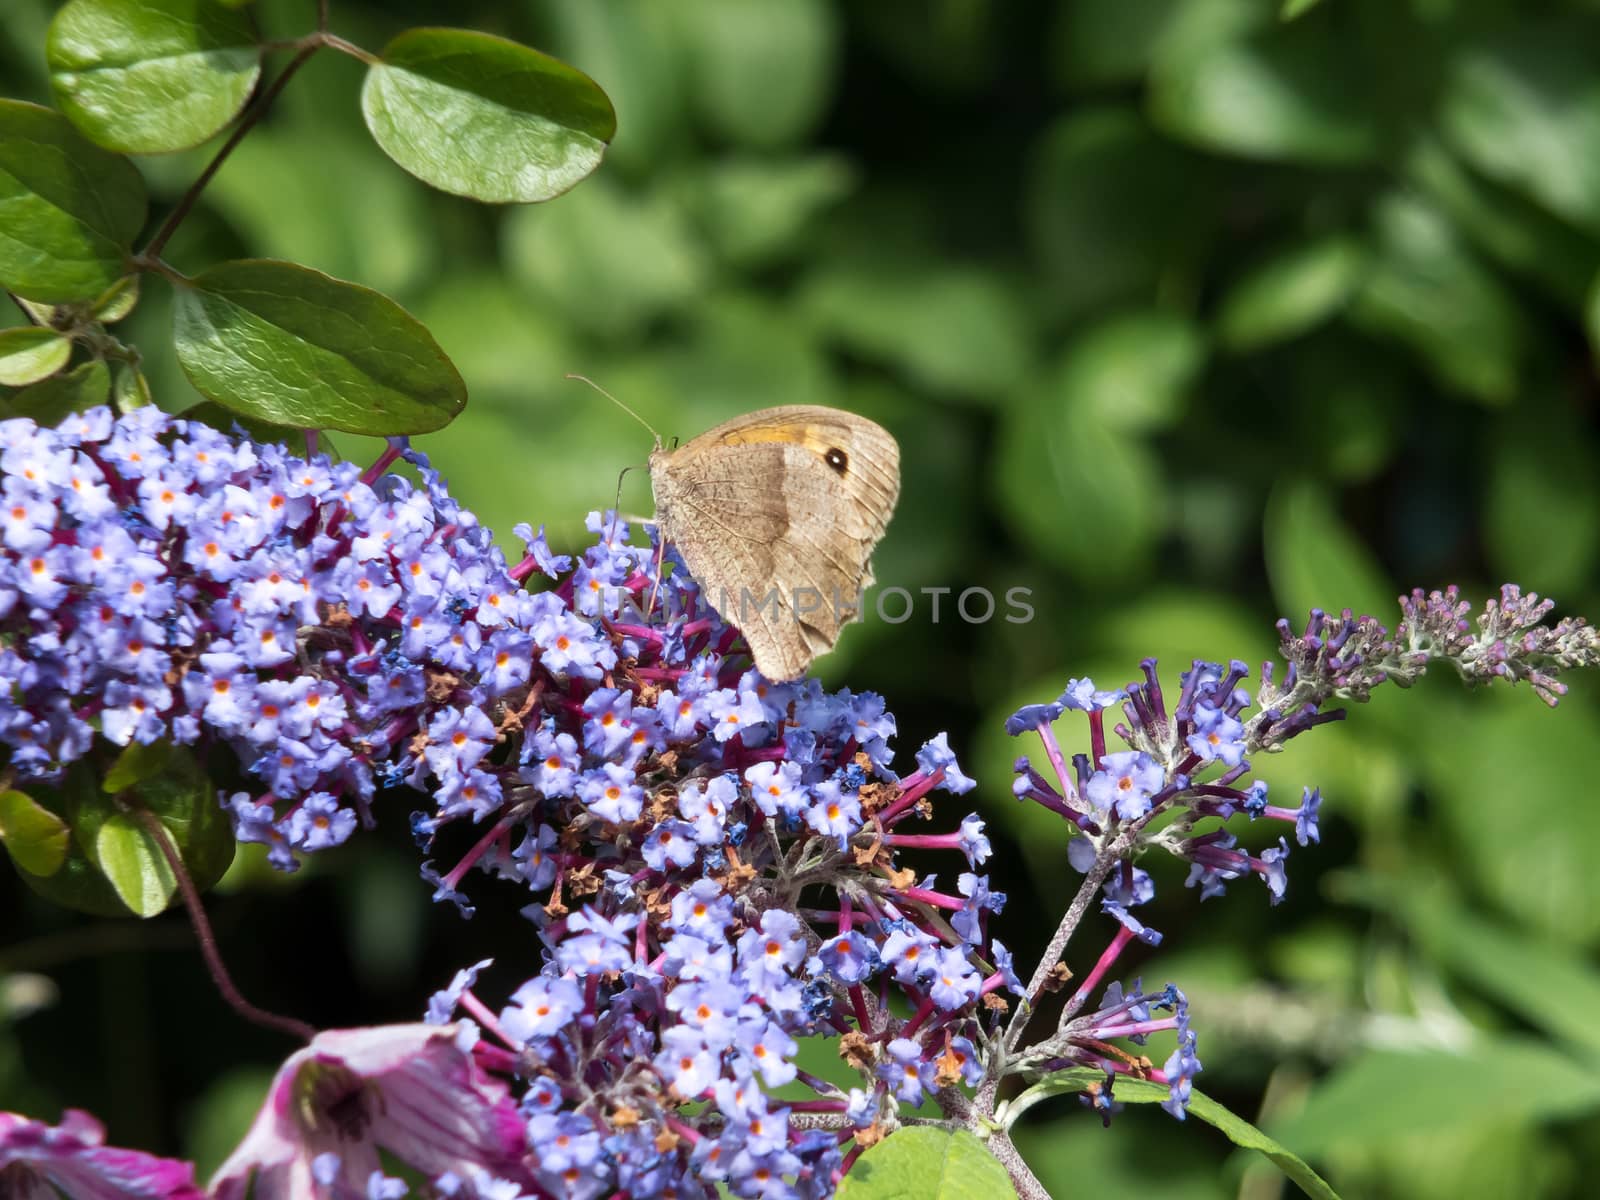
[0,1108,203,1199]
[209,1024,529,1199]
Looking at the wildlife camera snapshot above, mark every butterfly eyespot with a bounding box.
[824,447,848,473]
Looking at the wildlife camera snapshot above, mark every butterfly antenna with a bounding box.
[614,464,635,515]
[566,374,663,446]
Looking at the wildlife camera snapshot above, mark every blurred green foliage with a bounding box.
[4,0,1600,1196]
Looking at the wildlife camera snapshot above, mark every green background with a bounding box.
[4,0,1600,1196]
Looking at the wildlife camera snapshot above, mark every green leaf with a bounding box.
[1281,0,1324,16]
[0,326,72,385]
[90,810,177,916]
[1587,269,1600,364]
[1058,310,1207,433]
[1405,136,1599,308]
[4,359,111,423]
[1485,410,1600,596]
[1272,1038,1600,1154]
[1263,479,1392,625]
[995,381,1164,582]
[361,27,615,204]
[15,749,230,918]
[0,789,71,877]
[1217,236,1369,351]
[47,0,261,154]
[1026,109,1222,320]
[1416,690,1600,944]
[1350,194,1526,405]
[675,0,836,149]
[1010,1071,1341,1200]
[835,1127,1015,1200]
[91,271,138,321]
[1386,891,1600,1059]
[1150,19,1382,164]
[1440,24,1600,238]
[73,742,233,916]
[102,738,174,793]
[180,399,334,454]
[798,261,1031,401]
[503,175,708,340]
[1050,0,1269,90]
[0,99,146,302]
[171,258,466,434]
[539,0,691,174]
[112,363,152,411]
[691,155,855,268]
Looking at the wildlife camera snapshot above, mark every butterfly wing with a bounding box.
[650,406,900,680]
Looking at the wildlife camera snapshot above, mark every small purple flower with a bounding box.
[1004,700,1063,736]
[1061,678,1126,711]
[575,762,644,824]
[879,1038,929,1105]
[914,732,975,793]
[500,976,585,1045]
[426,959,493,1025]
[744,760,808,820]
[1186,702,1246,767]
[285,793,357,851]
[816,931,880,985]
[1084,750,1166,820]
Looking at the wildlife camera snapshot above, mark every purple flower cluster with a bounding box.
[7,404,1593,1198]
[1010,660,1321,921]
[0,406,553,868]
[0,408,1042,1196]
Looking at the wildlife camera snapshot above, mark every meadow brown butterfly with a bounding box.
[648,405,900,681]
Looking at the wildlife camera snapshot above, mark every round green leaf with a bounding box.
[0,789,71,877]
[47,0,261,154]
[0,99,146,302]
[71,742,233,916]
[102,738,174,793]
[361,27,615,203]
[171,258,467,434]
[1217,235,1369,351]
[4,359,111,424]
[13,751,229,918]
[0,326,73,386]
[836,1127,1015,1200]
